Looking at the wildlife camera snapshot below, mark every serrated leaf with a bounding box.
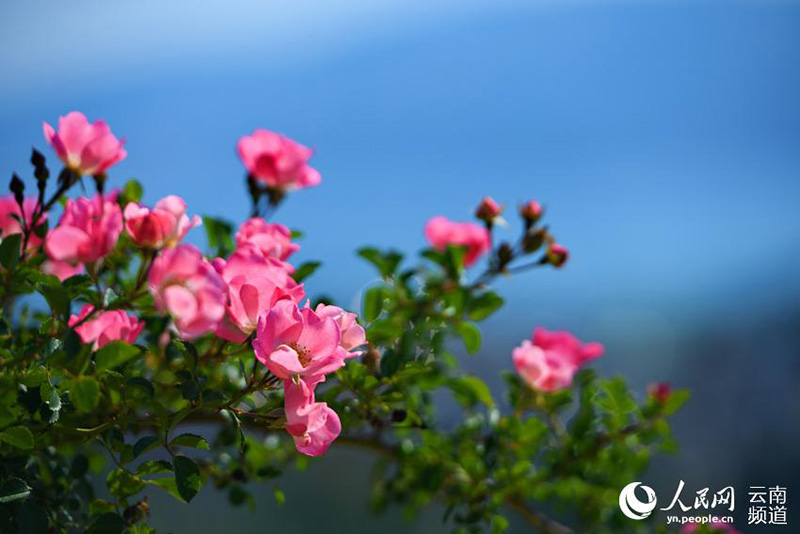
[173,455,202,503]
[455,322,481,354]
[170,433,209,450]
[132,435,160,459]
[95,341,142,371]
[0,426,34,449]
[292,261,321,283]
[362,287,385,322]
[468,292,504,321]
[448,376,494,407]
[136,460,173,477]
[106,469,145,499]
[0,234,21,269]
[70,377,100,413]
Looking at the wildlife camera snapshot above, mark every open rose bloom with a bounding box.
[43,111,126,175]
[512,328,603,392]
[148,244,227,339]
[45,194,123,275]
[69,304,144,350]
[238,129,321,191]
[235,217,299,261]
[424,216,491,267]
[124,195,201,249]
[283,378,341,457]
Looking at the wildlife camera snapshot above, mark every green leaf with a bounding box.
[38,284,70,318]
[149,476,183,502]
[0,426,34,449]
[95,341,142,372]
[292,261,321,283]
[0,477,31,503]
[136,460,173,477]
[0,234,21,270]
[132,436,160,459]
[106,469,145,499]
[127,377,155,398]
[70,377,101,413]
[448,376,494,408]
[455,322,481,354]
[203,216,234,257]
[120,179,144,205]
[273,488,286,505]
[357,247,403,278]
[362,287,385,322]
[468,291,504,321]
[87,512,125,534]
[170,433,210,450]
[662,389,690,416]
[173,455,202,503]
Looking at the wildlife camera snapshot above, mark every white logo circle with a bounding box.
[619,482,657,520]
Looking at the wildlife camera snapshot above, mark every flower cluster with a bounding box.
[512,328,603,392]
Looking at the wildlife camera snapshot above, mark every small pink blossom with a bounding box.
[45,194,123,268]
[512,328,603,392]
[43,112,126,175]
[235,217,299,261]
[312,303,366,355]
[124,195,201,249]
[475,197,503,221]
[0,196,45,251]
[424,216,491,267]
[148,244,227,339]
[237,129,320,191]
[283,378,341,457]
[546,243,569,268]
[253,300,345,385]
[68,304,144,351]
[520,200,543,223]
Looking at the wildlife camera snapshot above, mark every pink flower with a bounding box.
[43,112,126,175]
[45,194,123,268]
[253,300,345,385]
[512,328,603,392]
[43,260,85,281]
[681,521,740,534]
[0,196,45,251]
[237,129,320,191]
[148,244,227,339]
[648,382,672,404]
[520,200,543,223]
[424,216,491,267]
[546,243,569,268]
[283,378,341,457]
[124,195,201,249]
[312,303,366,354]
[235,218,299,261]
[68,304,144,351]
[475,197,503,221]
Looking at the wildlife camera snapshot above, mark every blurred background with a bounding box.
[2,0,799,531]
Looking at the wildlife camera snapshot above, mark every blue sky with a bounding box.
[1,0,799,373]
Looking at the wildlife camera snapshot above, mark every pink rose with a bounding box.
[0,196,45,251]
[512,328,603,392]
[43,260,85,281]
[424,216,491,267]
[474,196,503,221]
[124,195,201,249]
[283,378,341,457]
[148,244,227,339]
[253,300,345,385]
[237,129,321,191]
[45,194,123,268]
[43,112,126,175]
[312,303,366,355]
[235,217,299,261]
[68,304,144,351]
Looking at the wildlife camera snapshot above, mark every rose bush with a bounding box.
[0,112,688,533]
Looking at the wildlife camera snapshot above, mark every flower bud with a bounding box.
[546,243,569,268]
[648,382,672,404]
[497,242,514,268]
[475,196,502,222]
[520,200,543,225]
[522,227,547,254]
